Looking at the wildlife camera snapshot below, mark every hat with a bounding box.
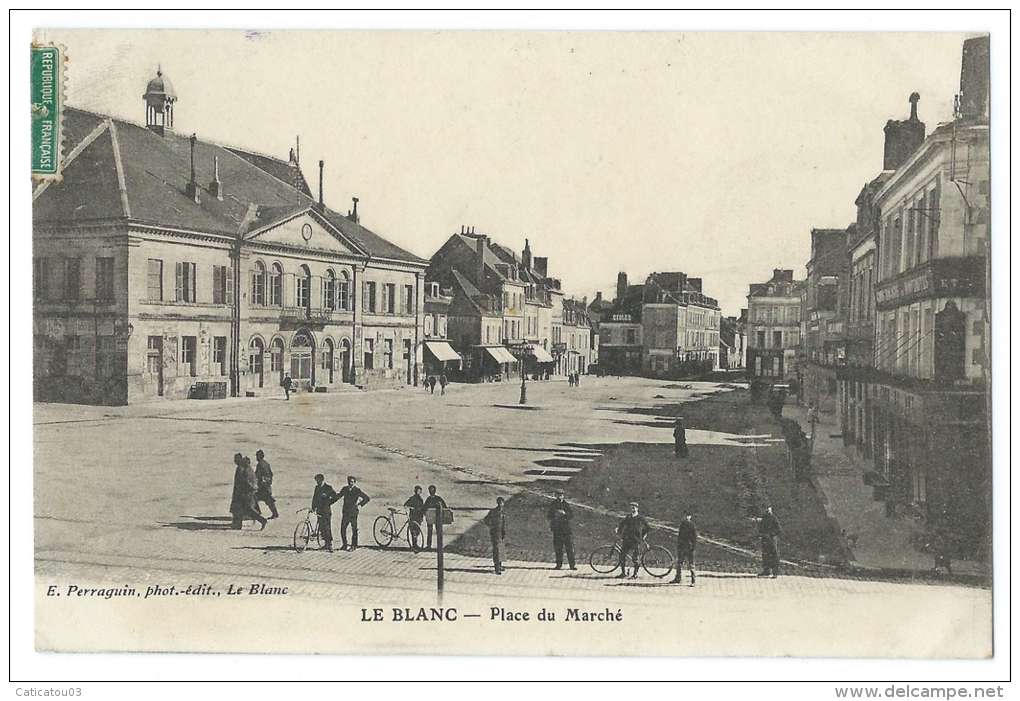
[255,449,264,458]
[314,473,324,480]
[628,502,639,508]
[347,475,356,481]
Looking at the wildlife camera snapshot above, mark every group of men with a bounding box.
[423,374,449,395]
[229,449,279,529]
[402,484,449,552]
[310,474,371,552]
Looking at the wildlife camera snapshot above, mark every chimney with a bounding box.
[522,238,532,270]
[317,160,324,209]
[185,133,200,204]
[533,256,548,277]
[348,197,359,223]
[475,234,486,285]
[883,93,926,170]
[688,277,702,293]
[460,225,465,234]
[616,272,628,302]
[209,155,223,201]
[959,35,989,121]
[594,291,603,304]
[296,136,300,165]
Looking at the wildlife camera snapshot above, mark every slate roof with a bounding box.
[33,107,425,265]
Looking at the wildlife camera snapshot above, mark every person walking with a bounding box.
[484,497,508,575]
[403,485,426,553]
[547,490,576,570]
[439,373,448,396]
[671,511,697,586]
[336,475,371,551]
[423,485,448,550]
[616,502,650,578]
[673,418,689,459]
[428,375,437,394]
[282,373,293,400]
[310,473,340,552]
[230,454,267,530]
[254,449,279,520]
[756,506,783,578]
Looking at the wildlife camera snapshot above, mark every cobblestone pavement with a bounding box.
[33,377,991,656]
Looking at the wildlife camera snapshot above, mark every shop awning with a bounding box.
[425,341,461,362]
[529,345,554,363]
[484,346,518,364]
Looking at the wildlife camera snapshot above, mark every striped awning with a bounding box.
[425,341,461,362]
[529,345,554,363]
[484,346,518,364]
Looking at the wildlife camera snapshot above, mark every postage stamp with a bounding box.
[30,42,64,179]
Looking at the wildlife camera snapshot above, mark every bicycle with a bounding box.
[373,507,424,551]
[588,538,674,578]
[293,508,322,552]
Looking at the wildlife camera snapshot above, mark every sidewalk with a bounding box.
[785,404,988,578]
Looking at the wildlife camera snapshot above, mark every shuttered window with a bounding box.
[147,259,163,301]
[212,265,232,305]
[175,262,197,302]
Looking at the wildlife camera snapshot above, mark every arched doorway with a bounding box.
[290,329,314,384]
[270,337,285,387]
[338,338,352,384]
[321,338,335,384]
[249,337,265,389]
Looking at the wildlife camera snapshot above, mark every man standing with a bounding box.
[616,502,650,578]
[673,418,689,459]
[423,485,448,550]
[230,454,267,530]
[547,491,576,570]
[254,449,279,520]
[484,497,507,575]
[671,511,697,586]
[428,375,437,394]
[756,505,783,578]
[337,475,370,551]
[439,373,448,395]
[310,473,339,552]
[282,373,293,400]
[403,485,425,553]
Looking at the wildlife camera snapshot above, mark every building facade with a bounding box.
[799,227,850,415]
[32,74,427,405]
[745,269,803,380]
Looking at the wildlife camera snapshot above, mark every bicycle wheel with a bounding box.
[589,544,620,574]
[373,516,395,547]
[293,520,312,552]
[406,521,423,551]
[642,545,674,578]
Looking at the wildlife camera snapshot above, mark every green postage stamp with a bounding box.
[31,43,63,179]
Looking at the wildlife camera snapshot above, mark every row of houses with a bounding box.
[744,36,990,557]
[587,270,723,378]
[31,68,598,405]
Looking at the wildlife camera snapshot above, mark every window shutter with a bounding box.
[189,263,197,302]
[321,277,327,309]
[362,281,369,312]
[225,266,234,305]
[175,262,184,301]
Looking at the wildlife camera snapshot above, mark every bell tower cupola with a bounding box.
[143,65,177,137]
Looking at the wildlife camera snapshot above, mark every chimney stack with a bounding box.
[475,234,486,285]
[317,160,324,209]
[522,238,533,270]
[296,136,300,165]
[959,35,990,121]
[209,155,223,201]
[185,133,201,204]
[883,93,926,170]
[616,272,628,302]
[349,197,359,223]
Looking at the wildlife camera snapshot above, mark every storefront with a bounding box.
[423,340,462,377]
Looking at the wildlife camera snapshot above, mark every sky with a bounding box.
[37,29,969,316]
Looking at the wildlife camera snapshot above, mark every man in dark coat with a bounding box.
[254,449,279,519]
[756,506,783,577]
[403,485,426,553]
[428,376,437,394]
[310,473,340,552]
[673,418,689,459]
[671,511,697,586]
[439,373,448,395]
[336,476,371,551]
[282,373,293,400]
[423,485,448,550]
[547,490,576,570]
[484,497,507,575]
[230,454,267,530]
[616,502,650,578]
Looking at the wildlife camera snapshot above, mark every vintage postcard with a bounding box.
[29,28,994,659]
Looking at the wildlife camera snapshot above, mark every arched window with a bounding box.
[338,270,350,311]
[251,261,266,306]
[269,263,283,307]
[291,330,313,380]
[297,265,312,310]
[323,270,336,311]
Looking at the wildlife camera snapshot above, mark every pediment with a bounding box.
[247,209,363,256]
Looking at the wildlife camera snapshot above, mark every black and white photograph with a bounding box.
[11,10,1010,691]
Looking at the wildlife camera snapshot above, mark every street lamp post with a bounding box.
[519,349,528,405]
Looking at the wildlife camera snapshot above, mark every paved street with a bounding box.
[33,377,991,656]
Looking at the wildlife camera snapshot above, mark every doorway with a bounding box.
[249,337,265,389]
[338,338,352,384]
[291,329,314,383]
[322,338,335,384]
